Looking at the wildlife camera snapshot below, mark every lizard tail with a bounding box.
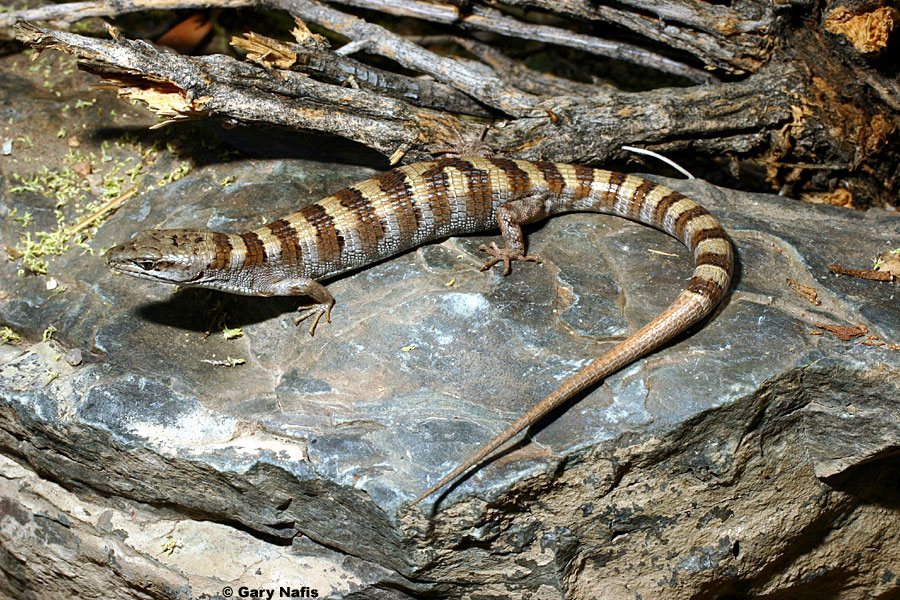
[409,291,716,507]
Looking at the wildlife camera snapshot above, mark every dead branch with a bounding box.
[451,36,615,98]
[494,0,777,73]
[14,21,471,159]
[0,0,253,31]
[12,19,797,166]
[323,0,712,82]
[233,31,493,116]
[268,0,541,116]
[9,0,900,206]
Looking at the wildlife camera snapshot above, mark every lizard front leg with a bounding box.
[480,191,550,275]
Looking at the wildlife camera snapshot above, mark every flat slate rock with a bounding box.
[3,150,899,598]
[2,36,899,600]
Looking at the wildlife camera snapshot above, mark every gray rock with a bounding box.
[1,52,899,600]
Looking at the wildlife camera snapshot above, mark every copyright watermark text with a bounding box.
[220,586,319,598]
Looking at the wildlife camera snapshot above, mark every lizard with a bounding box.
[105,156,734,506]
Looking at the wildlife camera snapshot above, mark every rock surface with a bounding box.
[2,48,900,600]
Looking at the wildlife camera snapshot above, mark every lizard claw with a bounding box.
[478,242,542,276]
[295,301,334,336]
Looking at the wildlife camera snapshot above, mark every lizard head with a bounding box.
[105,229,220,286]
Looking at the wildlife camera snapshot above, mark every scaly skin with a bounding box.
[105,157,734,506]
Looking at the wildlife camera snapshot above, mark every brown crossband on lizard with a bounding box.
[105,156,734,506]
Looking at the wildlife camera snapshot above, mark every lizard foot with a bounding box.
[295,300,334,336]
[478,242,542,276]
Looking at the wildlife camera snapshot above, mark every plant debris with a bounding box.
[828,263,894,282]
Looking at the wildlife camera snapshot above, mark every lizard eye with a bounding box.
[133,259,157,271]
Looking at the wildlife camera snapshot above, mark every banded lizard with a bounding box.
[105,156,734,506]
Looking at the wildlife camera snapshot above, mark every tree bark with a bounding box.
[9,0,899,206]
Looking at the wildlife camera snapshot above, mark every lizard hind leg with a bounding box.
[295,300,334,336]
[269,277,335,336]
[479,191,551,275]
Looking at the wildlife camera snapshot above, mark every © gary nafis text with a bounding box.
[235,586,318,598]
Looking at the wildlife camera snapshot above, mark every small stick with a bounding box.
[648,249,679,257]
[69,187,136,235]
[763,160,847,170]
[828,263,894,282]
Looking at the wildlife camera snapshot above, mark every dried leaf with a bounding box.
[157,13,214,55]
[824,6,899,54]
[786,278,821,305]
[815,323,867,341]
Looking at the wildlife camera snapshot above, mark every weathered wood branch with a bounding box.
[451,36,616,98]
[267,0,542,116]
[11,20,796,166]
[495,0,782,73]
[232,30,493,116]
[490,65,801,165]
[0,0,253,31]
[321,0,713,81]
[14,22,478,160]
[9,0,900,206]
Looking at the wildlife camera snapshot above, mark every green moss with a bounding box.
[222,324,244,340]
[157,160,192,186]
[7,134,167,274]
[10,165,84,208]
[13,210,33,228]
[0,327,22,345]
[6,102,200,278]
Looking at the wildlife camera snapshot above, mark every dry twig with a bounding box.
[828,263,895,282]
